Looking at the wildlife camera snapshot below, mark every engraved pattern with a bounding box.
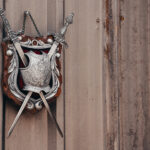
[20,39,52,49]
[7,43,61,110]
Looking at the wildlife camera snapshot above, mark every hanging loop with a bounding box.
[20,11,42,37]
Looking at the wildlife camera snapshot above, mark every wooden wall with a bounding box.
[104,0,150,150]
[0,0,150,150]
[64,0,104,150]
[0,0,65,150]
[119,0,150,149]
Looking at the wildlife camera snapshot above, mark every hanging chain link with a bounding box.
[3,11,42,41]
[21,11,42,37]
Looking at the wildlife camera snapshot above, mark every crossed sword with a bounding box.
[0,8,74,137]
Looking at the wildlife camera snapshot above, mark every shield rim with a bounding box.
[2,35,62,111]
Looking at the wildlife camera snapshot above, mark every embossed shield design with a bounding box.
[2,35,62,111]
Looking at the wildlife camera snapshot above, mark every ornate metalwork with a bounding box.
[20,51,52,93]
[20,39,52,49]
[7,42,61,110]
[0,9,74,137]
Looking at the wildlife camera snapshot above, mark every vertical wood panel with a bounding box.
[54,1,65,150]
[119,0,150,149]
[47,0,64,150]
[0,1,4,149]
[64,0,104,150]
[103,0,120,150]
[4,1,49,150]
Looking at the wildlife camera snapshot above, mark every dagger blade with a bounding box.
[39,92,63,137]
[14,42,28,66]
[48,42,59,59]
[8,91,32,137]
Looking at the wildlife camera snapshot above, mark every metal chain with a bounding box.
[21,11,42,37]
[3,11,42,41]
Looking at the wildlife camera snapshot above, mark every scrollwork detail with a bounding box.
[7,43,61,110]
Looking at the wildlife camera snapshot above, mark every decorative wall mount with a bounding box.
[3,36,61,110]
[0,9,74,137]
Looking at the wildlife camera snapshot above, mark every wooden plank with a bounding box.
[54,1,65,150]
[0,1,4,149]
[103,0,120,150]
[47,0,64,150]
[4,0,65,150]
[4,0,49,150]
[64,0,105,150]
[119,0,150,149]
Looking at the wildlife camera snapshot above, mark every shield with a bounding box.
[0,9,74,137]
[2,35,62,111]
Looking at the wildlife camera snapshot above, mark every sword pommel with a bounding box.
[53,12,74,46]
[65,13,74,25]
[60,13,74,36]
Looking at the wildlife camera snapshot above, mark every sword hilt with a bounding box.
[60,13,74,36]
[0,8,18,42]
[3,30,23,42]
[54,13,74,45]
[0,8,12,32]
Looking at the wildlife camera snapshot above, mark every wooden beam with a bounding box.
[103,0,120,150]
[47,0,65,150]
[119,0,150,149]
[64,0,105,149]
[47,0,64,150]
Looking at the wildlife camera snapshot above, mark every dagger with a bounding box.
[48,13,74,59]
[0,8,28,66]
[7,91,32,137]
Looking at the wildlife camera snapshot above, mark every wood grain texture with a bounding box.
[1,0,150,150]
[103,0,120,150]
[0,0,3,149]
[64,0,104,150]
[47,0,64,150]
[119,0,150,150]
[4,0,49,150]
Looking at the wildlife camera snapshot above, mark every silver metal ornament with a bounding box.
[20,51,52,93]
[0,9,74,138]
[8,42,61,110]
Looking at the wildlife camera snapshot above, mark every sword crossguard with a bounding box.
[3,30,23,42]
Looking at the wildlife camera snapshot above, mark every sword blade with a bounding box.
[47,13,74,59]
[14,42,28,66]
[48,41,59,59]
[39,92,63,137]
[8,91,32,137]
